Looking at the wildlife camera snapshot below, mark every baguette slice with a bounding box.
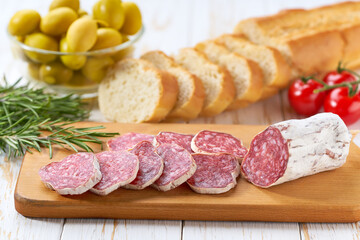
[141,51,205,120]
[98,58,179,123]
[174,48,235,116]
[195,40,263,109]
[216,34,291,99]
[232,2,360,74]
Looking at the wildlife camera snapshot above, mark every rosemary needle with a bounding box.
[0,77,118,159]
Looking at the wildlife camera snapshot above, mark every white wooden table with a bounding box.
[1,0,360,239]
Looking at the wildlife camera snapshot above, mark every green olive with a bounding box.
[81,56,114,83]
[8,10,40,36]
[78,9,88,17]
[111,46,134,61]
[24,33,58,63]
[59,37,87,70]
[40,7,78,36]
[111,34,133,60]
[49,0,80,12]
[67,17,97,52]
[39,61,73,84]
[27,62,41,80]
[93,0,125,30]
[121,2,142,35]
[91,28,122,50]
[67,72,92,87]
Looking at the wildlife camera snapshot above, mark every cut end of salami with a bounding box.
[191,130,248,160]
[107,133,154,151]
[187,153,240,194]
[154,132,194,153]
[241,126,289,187]
[91,151,139,196]
[242,113,351,188]
[153,143,196,191]
[125,141,164,190]
[38,152,102,195]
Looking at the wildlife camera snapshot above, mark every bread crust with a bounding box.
[195,41,264,110]
[341,24,360,69]
[141,51,205,121]
[200,66,235,117]
[146,70,179,123]
[286,30,345,75]
[233,2,360,75]
[215,34,291,99]
[175,48,236,117]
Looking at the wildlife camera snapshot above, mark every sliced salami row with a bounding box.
[39,130,245,195]
[39,113,351,196]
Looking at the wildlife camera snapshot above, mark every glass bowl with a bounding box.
[8,26,144,98]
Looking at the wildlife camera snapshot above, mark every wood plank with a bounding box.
[183,221,301,240]
[61,219,182,240]
[61,219,126,240]
[124,220,182,240]
[0,155,64,240]
[14,122,360,222]
[300,223,360,240]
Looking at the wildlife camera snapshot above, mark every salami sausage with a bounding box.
[191,130,247,160]
[124,141,164,190]
[241,113,352,188]
[91,151,139,195]
[38,152,102,195]
[187,153,240,194]
[153,143,197,191]
[107,133,154,151]
[154,131,194,153]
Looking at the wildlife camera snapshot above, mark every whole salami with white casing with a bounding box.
[241,113,352,188]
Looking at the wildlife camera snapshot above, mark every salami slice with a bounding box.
[124,141,164,190]
[187,153,240,194]
[38,152,102,195]
[241,113,352,188]
[191,130,248,160]
[91,151,139,195]
[154,131,194,153]
[107,133,154,151]
[153,143,197,191]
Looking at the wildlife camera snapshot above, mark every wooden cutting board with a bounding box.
[14,122,360,222]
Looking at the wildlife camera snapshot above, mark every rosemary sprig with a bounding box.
[0,77,118,159]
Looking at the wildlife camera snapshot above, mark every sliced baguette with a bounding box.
[98,58,178,123]
[195,40,263,109]
[216,34,291,99]
[233,2,360,73]
[141,51,205,120]
[174,48,235,116]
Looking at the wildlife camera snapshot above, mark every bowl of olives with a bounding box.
[7,0,144,98]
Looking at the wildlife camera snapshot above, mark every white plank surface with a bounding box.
[183,221,301,240]
[0,0,359,239]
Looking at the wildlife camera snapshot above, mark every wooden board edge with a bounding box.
[14,192,360,222]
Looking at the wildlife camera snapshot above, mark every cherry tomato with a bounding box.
[323,87,360,125]
[323,71,356,86]
[288,79,326,116]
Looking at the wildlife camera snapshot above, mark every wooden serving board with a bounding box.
[14,122,360,222]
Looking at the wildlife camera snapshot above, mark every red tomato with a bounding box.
[288,79,326,116]
[323,87,360,125]
[323,71,356,86]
